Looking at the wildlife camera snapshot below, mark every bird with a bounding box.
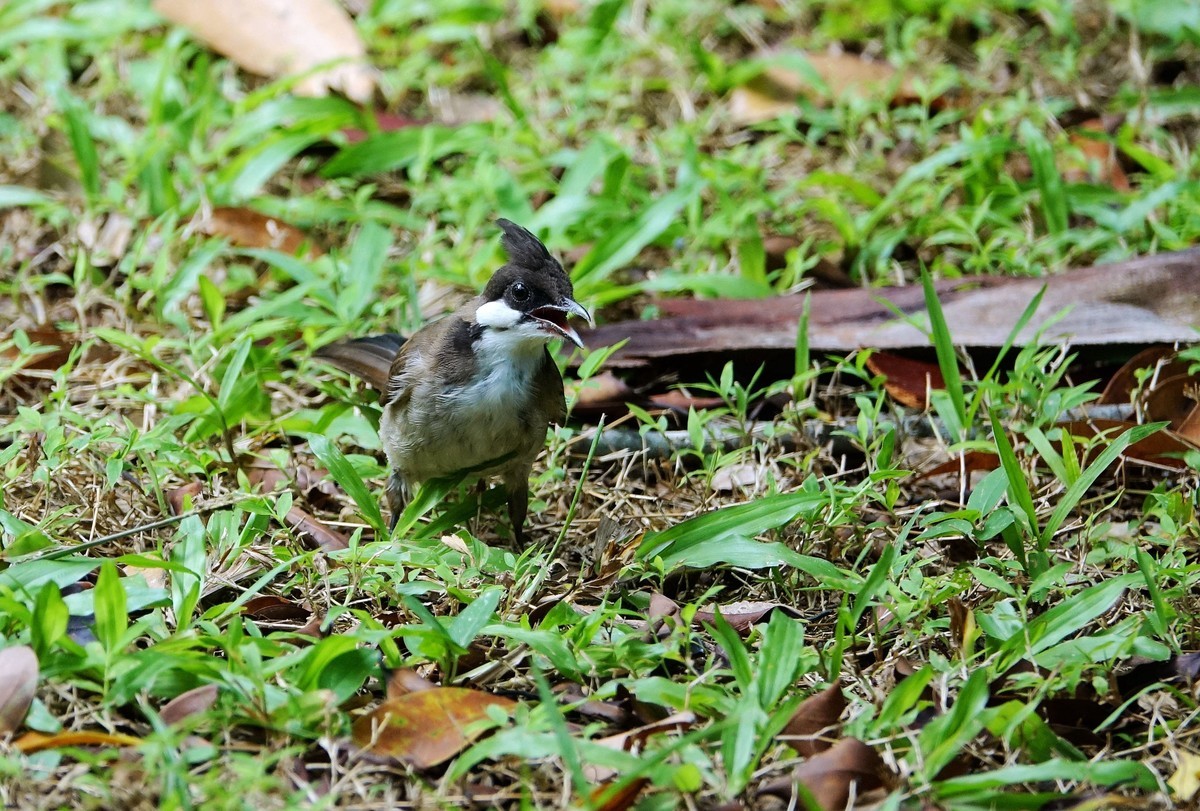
[316,219,592,544]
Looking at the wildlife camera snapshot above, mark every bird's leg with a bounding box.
[504,475,530,546]
[386,471,409,532]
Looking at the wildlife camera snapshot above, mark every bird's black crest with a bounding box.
[497,219,555,270]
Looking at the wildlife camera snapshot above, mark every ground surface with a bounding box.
[1,0,1200,808]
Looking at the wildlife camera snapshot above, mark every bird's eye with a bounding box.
[511,282,530,301]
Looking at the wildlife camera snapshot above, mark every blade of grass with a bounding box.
[921,268,967,441]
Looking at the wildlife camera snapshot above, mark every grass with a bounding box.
[2,0,1200,808]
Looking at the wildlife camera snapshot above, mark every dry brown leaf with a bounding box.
[759,736,887,807]
[1144,374,1200,429]
[15,730,143,754]
[0,327,78,373]
[160,684,219,726]
[122,565,168,591]
[352,687,516,768]
[693,601,804,635]
[729,51,918,125]
[589,778,650,811]
[583,248,1200,368]
[1099,346,1187,405]
[1064,120,1130,191]
[166,482,203,516]
[202,207,322,257]
[781,684,847,757]
[386,668,437,700]
[648,593,682,637]
[866,351,945,409]
[0,645,38,734]
[282,505,349,552]
[154,0,374,102]
[243,595,311,622]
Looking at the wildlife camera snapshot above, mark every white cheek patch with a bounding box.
[475,300,523,329]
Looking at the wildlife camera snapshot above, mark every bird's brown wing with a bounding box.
[383,315,480,407]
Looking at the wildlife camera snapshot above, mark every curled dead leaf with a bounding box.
[385,668,437,700]
[729,51,921,126]
[202,207,322,257]
[166,482,203,516]
[759,736,887,807]
[781,684,847,757]
[1063,120,1130,191]
[282,505,349,552]
[352,687,516,769]
[243,595,311,622]
[693,601,804,635]
[160,684,219,726]
[153,0,375,102]
[865,351,946,409]
[0,645,39,734]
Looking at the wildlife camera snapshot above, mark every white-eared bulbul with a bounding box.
[316,219,592,544]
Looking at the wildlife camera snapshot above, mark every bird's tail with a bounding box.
[314,334,405,394]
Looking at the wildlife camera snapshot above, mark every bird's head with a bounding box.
[475,219,592,349]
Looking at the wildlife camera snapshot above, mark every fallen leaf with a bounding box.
[243,595,311,622]
[554,683,629,725]
[15,730,143,753]
[202,207,321,257]
[1169,749,1200,803]
[589,778,649,811]
[571,371,637,408]
[386,668,437,700]
[1064,120,1130,191]
[1143,373,1200,426]
[160,684,219,726]
[352,687,516,768]
[866,351,945,409]
[758,737,887,807]
[710,462,761,493]
[0,645,38,734]
[153,0,375,102]
[693,601,804,635]
[166,482,203,516]
[781,684,847,757]
[122,565,168,591]
[0,327,78,373]
[1116,652,1200,697]
[1099,346,1187,405]
[729,51,922,126]
[648,593,682,637]
[582,248,1200,368]
[282,505,349,552]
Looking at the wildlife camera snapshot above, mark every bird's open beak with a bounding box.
[531,298,593,349]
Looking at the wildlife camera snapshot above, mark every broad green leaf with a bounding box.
[93,562,129,654]
[307,434,386,533]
